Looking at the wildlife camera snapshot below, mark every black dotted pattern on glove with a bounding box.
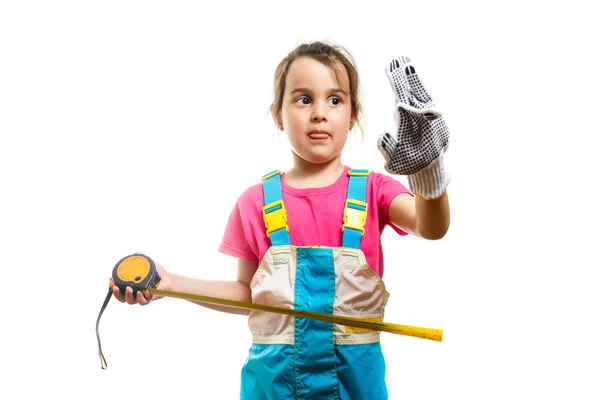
[378,57,450,176]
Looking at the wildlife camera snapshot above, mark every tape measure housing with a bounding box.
[110,254,161,299]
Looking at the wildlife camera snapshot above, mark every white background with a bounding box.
[1,1,599,399]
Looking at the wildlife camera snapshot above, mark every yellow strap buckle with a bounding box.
[348,170,370,177]
[342,199,368,235]
[262,200,289,238]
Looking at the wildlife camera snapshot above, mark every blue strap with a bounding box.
[261,170,290,246]
[262,170,282,206]
[342,169,369,249]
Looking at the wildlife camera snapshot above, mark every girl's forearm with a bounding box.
[415,191,450,240]
[167,274,252,316]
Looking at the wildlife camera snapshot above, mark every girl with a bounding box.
[113,41,451,399]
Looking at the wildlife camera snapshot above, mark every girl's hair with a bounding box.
[271,41,364,137]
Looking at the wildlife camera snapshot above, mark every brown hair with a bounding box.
[271,41,364,137]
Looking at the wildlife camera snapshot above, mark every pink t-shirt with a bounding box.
[218,166,413,277]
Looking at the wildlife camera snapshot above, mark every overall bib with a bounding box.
[240,169,390,400]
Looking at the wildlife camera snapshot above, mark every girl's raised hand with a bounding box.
[377,56,450,200]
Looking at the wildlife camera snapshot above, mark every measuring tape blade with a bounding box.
[149,288,443,342]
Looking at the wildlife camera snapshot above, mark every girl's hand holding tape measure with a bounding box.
[112,253,173,306]
[110,252,172,306]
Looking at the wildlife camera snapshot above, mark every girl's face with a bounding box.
[275,57,355,165]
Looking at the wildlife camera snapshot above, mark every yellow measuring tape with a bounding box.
[149,288,443,341]
[96,254,443,369]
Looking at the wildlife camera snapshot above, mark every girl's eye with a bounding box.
[329,97,341,106]
[295,96,311,105]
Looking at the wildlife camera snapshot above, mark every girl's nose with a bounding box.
[311,102,328,122]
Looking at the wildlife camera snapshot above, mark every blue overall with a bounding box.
[240,169,389,400]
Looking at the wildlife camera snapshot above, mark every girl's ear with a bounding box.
[349,114,356,131]
[270,106,283,131]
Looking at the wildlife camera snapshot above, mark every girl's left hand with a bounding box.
[377,56,450,177]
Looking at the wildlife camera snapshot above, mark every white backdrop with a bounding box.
[1,1,599,399]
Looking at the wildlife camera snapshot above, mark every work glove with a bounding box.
[377,56,450,199]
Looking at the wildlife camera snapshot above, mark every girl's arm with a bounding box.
[388,191,450,240]
[113,258,258,315]
[166,258,258,315]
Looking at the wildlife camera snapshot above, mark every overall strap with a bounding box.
[261,170,290,246]
[342,169,370,249]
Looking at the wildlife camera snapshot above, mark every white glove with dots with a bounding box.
[377,56,450,200]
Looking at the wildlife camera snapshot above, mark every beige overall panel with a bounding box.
[249,246,296,344]
[333,247,389,344]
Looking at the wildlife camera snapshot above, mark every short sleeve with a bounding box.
[373,172,413,236]
[218,201,259,263]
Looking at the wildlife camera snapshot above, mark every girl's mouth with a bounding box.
[309,130,329,140]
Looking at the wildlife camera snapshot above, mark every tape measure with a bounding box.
[96,254,443,369]
[110,253,161,299]
[96,253,161,369]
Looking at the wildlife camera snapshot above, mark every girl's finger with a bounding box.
[125,286,137,305]
[112,286,125,302]
[137,290,150,306]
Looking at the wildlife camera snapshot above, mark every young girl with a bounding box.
[113,41,451,399]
